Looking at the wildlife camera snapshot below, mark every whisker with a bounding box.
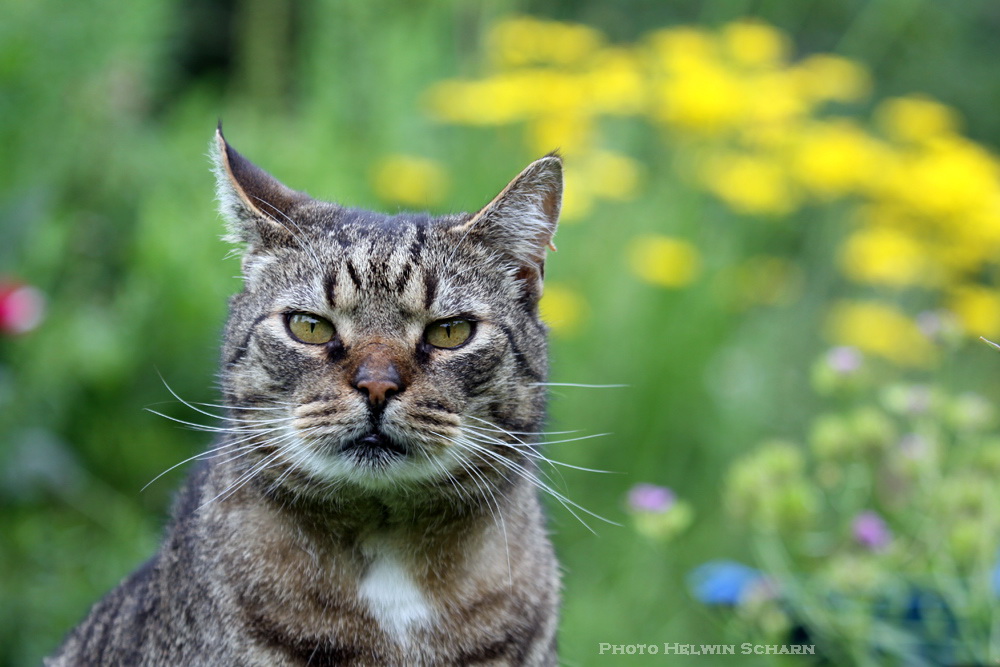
[444,432,618,533]
[464,433,616,475]
[200,436,297,509]
[154,374,296,428]
[463,423,580,437]
[464,423,610,449]
[530,382,628,389]
[145,409,289,434]
[142,425,298,492]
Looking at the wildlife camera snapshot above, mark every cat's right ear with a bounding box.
[212,126,309,251]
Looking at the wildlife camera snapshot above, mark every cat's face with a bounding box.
[213,130,561,501]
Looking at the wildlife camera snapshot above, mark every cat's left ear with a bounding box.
[212,125,310,251]
[453,154,562,284]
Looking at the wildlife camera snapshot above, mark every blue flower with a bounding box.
[993,560,1000,597]
[688,560,764,606]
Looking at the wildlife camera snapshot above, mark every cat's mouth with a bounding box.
[338,431,408,458]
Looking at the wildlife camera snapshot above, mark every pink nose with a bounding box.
[352,356,403,406]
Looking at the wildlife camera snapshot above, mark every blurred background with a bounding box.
[4,0,1000,664]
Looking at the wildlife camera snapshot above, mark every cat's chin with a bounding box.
[287,429,446,491]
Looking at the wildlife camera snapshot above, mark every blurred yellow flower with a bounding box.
[539,283,587,335]
[585,48,646,115]
[583,150,642,201]
[721,20,789,68]
[793,54,871,103]
[654,62,744,131]
[887,138,1000,219]
[825,301,935,366]
[948,286,1000,338]
[839,227,935,287]
[792,120,884,197]
[559,167,593,221]
[701,153,797,215]
[529,113,594,156]
[628,235,701,288]
[424,78,528,125]
[372,155,449,207]
[647,27,717,72]
[489,16,604,68]
[876,96,960,144]
[743,71,807,127]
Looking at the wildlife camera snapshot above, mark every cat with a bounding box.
[47,126,564,666]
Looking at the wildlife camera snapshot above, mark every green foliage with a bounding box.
[3,1,1000,665]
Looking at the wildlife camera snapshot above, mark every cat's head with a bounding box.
[212,128,561,502]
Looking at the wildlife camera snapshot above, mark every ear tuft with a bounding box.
[452,155,563,272]
[211,127,309,250]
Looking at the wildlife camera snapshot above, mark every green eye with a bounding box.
[287,312,335,345]
[425,318,474,349]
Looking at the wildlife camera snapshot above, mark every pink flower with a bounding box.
[628,483,675,513]
[0,282,45,335]
[852,510,891,551]
[826,346,862,374]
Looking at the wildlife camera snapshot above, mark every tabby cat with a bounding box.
[47,127,564,666]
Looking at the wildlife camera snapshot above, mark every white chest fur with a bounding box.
[357,547,434,643]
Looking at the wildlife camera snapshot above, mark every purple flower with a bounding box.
[826,346,862,374]
[853,510,892,551]
[688,561,764,605]
[627,483,675,513]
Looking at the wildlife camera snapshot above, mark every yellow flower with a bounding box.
[839,227,935,287]
[792,54,871,104]
[876,96,960,144]
[825,301,935,366]
[654,62,745,132]
[583,150,642,201]
[528,113,594,156]
[539,283,587,335]
[888,138,1000,219]
[489,16,604,68]
[792,120,885,198]
[558,167,593,221]
[646,27,717,72]
[627,235,700,288]
[585,47,646,115]
[372,155,449,207]
[743,70,808,127]
[721,20,789,68]
[423,78,530,125]
[948,286,1000,338]
[701,153,798,215]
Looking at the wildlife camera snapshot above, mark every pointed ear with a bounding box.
[452,154,562,280]
[211,125,310,250]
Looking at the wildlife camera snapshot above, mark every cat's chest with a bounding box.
[356,542,434,643]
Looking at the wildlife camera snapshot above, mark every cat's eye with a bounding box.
[286,312,335,345]
[424,318,474,349]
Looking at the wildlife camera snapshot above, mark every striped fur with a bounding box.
[48,129,563,666]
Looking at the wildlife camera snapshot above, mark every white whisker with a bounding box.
[530,382,628,388]
[441,430,617,534]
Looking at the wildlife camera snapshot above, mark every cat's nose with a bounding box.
[352,354,404,406]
